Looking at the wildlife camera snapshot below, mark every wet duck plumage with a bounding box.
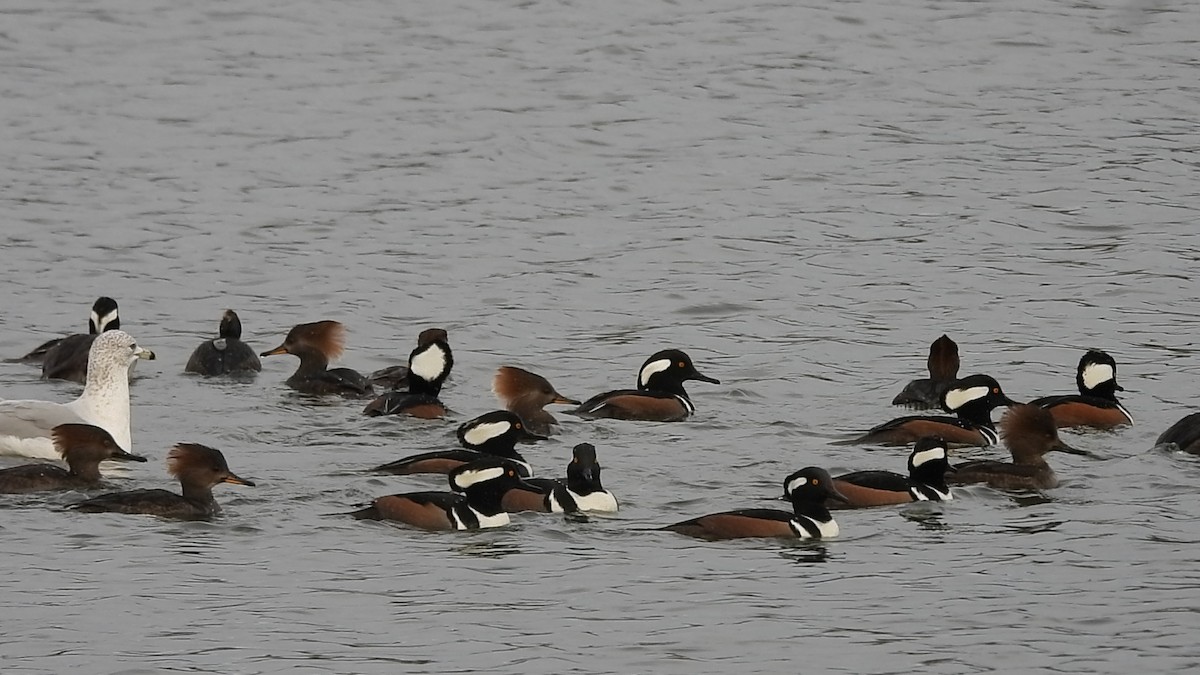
[949,404,1090,490]
[892,334,960,410]
[831,436,955,508]
[185,309,262,376]
[371,410,543,477]
[37,297,122,383]
[1028,350,1132,430]
[261,320,373,397]
[499,442,618,514]
[572,349,719,422]
[492,366,579,436]
[71,443,254,519]
[362,330,453,418]
[0,424,147,494]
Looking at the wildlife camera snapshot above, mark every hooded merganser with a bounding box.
[0,424,147,494]
[949,404,1090,490]
[662,467,848,541]
[831,436,955,508]
[368,328,450,390]
[37,297,123,383]
[499,442,619,514]
[371,410,544,477]
[1027,350,1132,429]
[351,457,532,531]
[261,320,374,397]
[0,330,155,459]
[846,374,1016,447]
[16,297,120,367]
[492,366,580,436]
[892,335,960,410]
[71,443,254,519]
[571,349,719,422]
[185,309,262,376]
[362,330,453,418]
[1156,413,1200,454]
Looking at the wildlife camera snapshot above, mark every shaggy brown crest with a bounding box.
[52,423,121,461]
[492,366,575,406]
[288,320,345,361]
[1001,404,1061,458]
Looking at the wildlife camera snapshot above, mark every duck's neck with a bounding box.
[288,347,330,377]
[66,458,103,483]
[180,479,217,508]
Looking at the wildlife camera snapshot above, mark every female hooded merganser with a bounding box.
[571,349,719,422]
[185,310,262,376]
[371,410,544,477]
[1027,350,1132,430]
[892,335,960,410]
[368,328,450,390]
[0,330,155,459]
[846,374,1016,447]
[1156,413,1200,454]
[949,404,1089,490]
[0,424,147,494]
[17,297,120,367]
[662,467,848,541]
[38,297,123,383]
[492,366,579,436]
[362,329,453,418]
[351,457,532,531]
[499,442,619,514]
[261,320,374,397]
[71,443,254,519]
[831,436,955,508]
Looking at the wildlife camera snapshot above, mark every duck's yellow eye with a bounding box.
[678,361,686,368]
[812,478,819,485]
[514,423,522,430]
[507,469,515,477]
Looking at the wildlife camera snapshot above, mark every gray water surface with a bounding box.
[3,0,1200,673]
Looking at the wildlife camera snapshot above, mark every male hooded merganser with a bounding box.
[499,442,619,514]
[847,374,1016,447]
[37,297,123,383]
[16,297,120,367]
[662,467,848,541]
[369,328,450,390]
[892,335,960,410]
[362,329,453,418]
[372,410,543,477]
[71,443,254,519]
[492,366,579,436]
[949,404,1090,490]
[1027,350,1132,429]
[571,349,719,422]
[261,320,373,397]
[185,310,262,376]
[0,330,155,459]
[0,424,147,494]
[1156,413,1200,454]
[351,457,532,531]
[830,436,955,508]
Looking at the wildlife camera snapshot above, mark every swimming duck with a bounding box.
[0,424,147,494]
[949,404,1089,490]
[892,334,960,410]
[492,366,579,436]
[371,410,544,477]
[362,329,453,418]
[185,309,262,376]
[1156,413,1200,454]
[0,331,155,459]
[38,297,123,383]
[70,443,254,519]
[830,436,955,508]
[499,442,619,514]
[17,297,120,366]
[847,374,1016,447]
[572,349,719,422]
[368,328,450,390]
[1028,350,1132,429]
[261,320,373,397]
[351,457,532,531]
[662,467,847,540]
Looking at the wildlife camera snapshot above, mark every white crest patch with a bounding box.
[1081,362,1114,391]
[410,344,447,382]
[785,475,809,496]
[638,359,672,387]
[91,309,119,332]
[470,508,511,529]
[572,489,618,513]
[911,446,947,468]
[943,385,989,411]
[452,465,506,490]
[462,420,511,447]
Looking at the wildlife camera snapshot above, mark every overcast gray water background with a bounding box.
[2,0,1200,673]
